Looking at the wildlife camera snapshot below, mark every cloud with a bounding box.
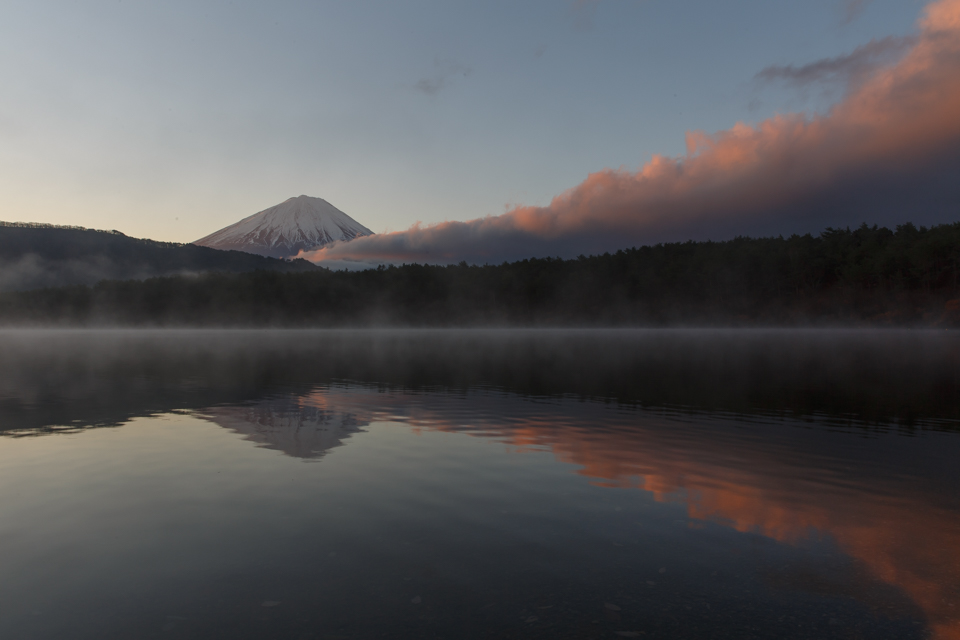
[413,59,472,96]
[841,0,872,25]
[306,0,960,267]
[571,0,604,30]
[755,35,915,89]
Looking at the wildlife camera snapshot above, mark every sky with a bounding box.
[1,0,955,263]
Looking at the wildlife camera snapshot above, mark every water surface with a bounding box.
[0,329,958,639]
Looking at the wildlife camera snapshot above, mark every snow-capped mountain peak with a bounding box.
[194,195,373,259]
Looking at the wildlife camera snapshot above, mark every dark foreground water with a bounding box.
[0,330,958,640]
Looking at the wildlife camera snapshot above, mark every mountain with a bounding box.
[0,222,318,292]
[193,195,373,259]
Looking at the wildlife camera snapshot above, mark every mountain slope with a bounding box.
[194,195,373,259]
[0,222,318,292]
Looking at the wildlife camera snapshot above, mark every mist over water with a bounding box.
[0,329,958,639]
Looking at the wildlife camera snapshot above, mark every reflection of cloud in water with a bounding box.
[501,419,960,640]
[198,394,368,459]
[211,385,960,639]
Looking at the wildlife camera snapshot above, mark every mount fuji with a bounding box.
[194,195,373,260]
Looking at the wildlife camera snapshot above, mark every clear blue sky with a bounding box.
[0,0,921,243]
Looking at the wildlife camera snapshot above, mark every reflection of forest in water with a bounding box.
[0,328,957,434]
[1,329,959,637]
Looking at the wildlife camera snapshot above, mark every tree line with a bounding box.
[1,222,958,326]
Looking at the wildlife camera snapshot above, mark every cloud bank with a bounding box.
[306,0,960,267]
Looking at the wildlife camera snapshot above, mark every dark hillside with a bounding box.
[0,222,318,291]
[1,222,958,326]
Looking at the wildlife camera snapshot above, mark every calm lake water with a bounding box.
[0,329,958,640]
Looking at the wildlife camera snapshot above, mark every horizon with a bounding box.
[1,213,953,262]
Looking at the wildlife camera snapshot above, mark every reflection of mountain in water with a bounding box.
[199,395,367,459]
[217,386,960,640]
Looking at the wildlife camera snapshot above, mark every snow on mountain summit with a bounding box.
[194,195,373,260]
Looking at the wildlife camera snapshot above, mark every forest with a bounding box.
[1,222,958,326]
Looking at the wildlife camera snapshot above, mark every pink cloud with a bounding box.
[304,0,960,267]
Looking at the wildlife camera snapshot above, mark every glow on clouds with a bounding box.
[303,0,960,266]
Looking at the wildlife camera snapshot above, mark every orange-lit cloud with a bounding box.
[303,0,960,267]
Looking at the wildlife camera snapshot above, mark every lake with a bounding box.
[0,329,958,639]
